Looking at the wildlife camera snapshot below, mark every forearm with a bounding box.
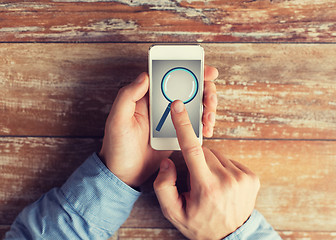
[224,210,282,240]
[5,153,141,240]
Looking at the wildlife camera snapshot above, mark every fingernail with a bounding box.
[135,73,146,83]
[173,101,184,113]
[160,160,170,171]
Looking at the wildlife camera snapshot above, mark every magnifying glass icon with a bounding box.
[156,67,199,131]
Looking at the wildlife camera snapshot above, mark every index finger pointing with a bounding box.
[171,100,210,179]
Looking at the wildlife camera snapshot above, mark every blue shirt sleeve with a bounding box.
[5,153,141,240]
[223,209,282,240]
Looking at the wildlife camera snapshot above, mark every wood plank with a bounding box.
[123,139,336,231]
[1,138,335,230]
[279,231,336,240]
[118,228,336,240]
[1,43,335,139]
[207,44,336,139]
[119,228,186,240]
[0,43,146,137]
[1,1,336,43]
[3,224,335,240]
[0,225,119,240]
[0,137,101,225]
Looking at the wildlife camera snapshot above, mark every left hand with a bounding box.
[99,65,218,188]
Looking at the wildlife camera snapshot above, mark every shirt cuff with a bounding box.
[223,209,280,240]
[60,153,141,231]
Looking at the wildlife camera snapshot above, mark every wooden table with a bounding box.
[0,1,335,239]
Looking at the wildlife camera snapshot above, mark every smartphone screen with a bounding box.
[152,60,201,138]
[149,45,203,150]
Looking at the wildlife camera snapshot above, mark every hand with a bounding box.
[153,100,260,239]
[99,66,218,188]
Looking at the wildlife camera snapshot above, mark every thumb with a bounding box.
[154,158,186,224]
[110,72,149,124]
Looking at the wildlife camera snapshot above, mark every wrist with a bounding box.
[98,150,105,164]
[222,211,256,240]
[97,151,141,190]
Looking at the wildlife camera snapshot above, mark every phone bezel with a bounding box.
[149,45,204,150]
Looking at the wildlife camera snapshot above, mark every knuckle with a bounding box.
[205,81,216,92]
[118,85,131,97]
[184,144,203,158]
[238,171,260,191]
[224,174,239,189]
[250,173,261,190]
[153,178,165,191]
[235,171,248,182]
[177,118,193,128]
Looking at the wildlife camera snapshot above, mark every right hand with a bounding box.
[153,100,260,240]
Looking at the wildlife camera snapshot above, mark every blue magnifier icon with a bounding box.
[156,67,199,131]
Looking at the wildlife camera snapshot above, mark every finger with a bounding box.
[202,147,225,174]
[203,81,217,138]
[203,81,217,112]
[154,158,186,225]
[134,94,149,120]
[202,110,216,127]
[230,159,255,175]
[202,124,214,138]
[210,149,242,177]
[204,65,219,82]
[110,72,149,124]
[170,100,211,179]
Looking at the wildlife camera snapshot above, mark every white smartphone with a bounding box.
[149,45,204,150]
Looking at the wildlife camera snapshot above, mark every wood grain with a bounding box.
[2,225,335,240]
[123,139,336,231]
[0,137,102,225]
[206,44,336,139]
[279,231,336,240]
[119,228,186,240]
[0,1,336,43]
[2,226,336,240]
[1,43,335,139]
[0,43,146,137]
[2,1,335,238]
[118,228,336,240]
[2,137,332,231]
[1,225,118,240]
